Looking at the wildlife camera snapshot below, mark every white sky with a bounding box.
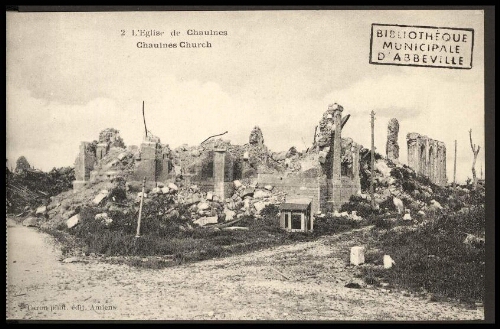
[6,10,485,183]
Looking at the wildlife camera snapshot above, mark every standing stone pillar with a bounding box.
[437,142,447,186]
[213,147,227,199]
[352,142,362,194]
[423,138,429,178]
[73,141,96,191]
[330,103,343,210]
[386,118,399,161]
[331,104,343,182]
[96,142,109,161]
[406,133,419,175]
[132,141,158,182]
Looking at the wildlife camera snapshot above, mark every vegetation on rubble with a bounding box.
[6,163,75,213]
[361,189,485,303]
[17,133,484,307]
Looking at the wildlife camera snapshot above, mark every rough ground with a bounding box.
[6,217,483,321]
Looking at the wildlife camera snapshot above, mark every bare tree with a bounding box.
[469,129,481,190]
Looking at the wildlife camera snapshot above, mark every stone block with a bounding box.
[350,246,365,266]
[93,192,108,205]
[193,216,218,227]
[67,214,80,229]
[35,206,47,216]
[383,255,395,269]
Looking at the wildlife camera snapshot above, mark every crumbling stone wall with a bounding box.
[257,174,321,214]
[99,128,125,148]
[261,104,361,213]
[73,142,97,190]
[184,147,235,199]
[131,140,171,183]
[407,132,447,186]
[386,118,399,161]
[249,126,265,146]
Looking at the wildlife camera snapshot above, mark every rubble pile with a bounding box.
[339,155,484,224]
[90,147,136,183]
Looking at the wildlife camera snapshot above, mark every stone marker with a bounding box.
[161,187,169,194]
[206,191,213,200]
[383,255,396,269]
[233,180,242,188]
[350,246,365,266]
[403,209,412,220]
[67,214,80,229]
[168,183,178,191]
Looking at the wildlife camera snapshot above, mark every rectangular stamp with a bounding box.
[369,23,474,69]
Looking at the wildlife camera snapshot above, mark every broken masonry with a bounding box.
[406,132,447,186]
[72,103,364,214]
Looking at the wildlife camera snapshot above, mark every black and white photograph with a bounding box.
[6,7,493,322]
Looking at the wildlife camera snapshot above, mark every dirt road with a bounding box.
[6,218,483,320]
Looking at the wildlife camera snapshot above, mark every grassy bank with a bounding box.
[45,204,363,268]
[361,205,485,303]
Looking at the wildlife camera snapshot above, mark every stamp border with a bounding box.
[369,23,474,70]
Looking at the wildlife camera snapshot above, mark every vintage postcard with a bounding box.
[6,8,492,322]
